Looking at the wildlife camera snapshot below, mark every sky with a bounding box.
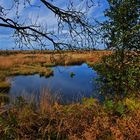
[0,0,109,50]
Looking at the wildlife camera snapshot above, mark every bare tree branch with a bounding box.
[0,0,100,50]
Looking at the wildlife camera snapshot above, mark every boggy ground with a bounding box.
[0,92,140,140]
[0,50,140,140]
[0,50,111,92]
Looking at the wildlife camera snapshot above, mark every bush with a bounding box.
[94,53,140,100]
[0,96,140,139]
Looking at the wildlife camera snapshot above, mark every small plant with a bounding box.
[104,100,126,116]
[0,111,18,139]
[104,100,114,111]
[0,96,140,139]
[82,97,96,108]
[0,93,9,105]
[115,101,125,116]
[124,97,140,111]
[70,72,75,78]
[13,96,27,108]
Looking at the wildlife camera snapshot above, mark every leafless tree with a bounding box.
[0,0,100,50]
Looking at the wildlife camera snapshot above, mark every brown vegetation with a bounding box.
[0,92,140,140]
[0,50,111,91]
[0,50,111,69]
[0,50,139,140]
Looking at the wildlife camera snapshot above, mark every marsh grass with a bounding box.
[0,51,111,71]
[0,92,9,105]
[10,65,53,77]
[0,51,111,97]
[0,81,10,90]
[39,89,62,114]
[0,90,140,140]
[0,50,139,139]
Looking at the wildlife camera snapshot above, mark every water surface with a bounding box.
[9,64,100,103]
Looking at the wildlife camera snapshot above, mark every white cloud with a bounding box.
[0,0,108,50]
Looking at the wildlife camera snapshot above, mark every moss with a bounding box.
[86,61,95,67]
[10,65,53,77]
[124,98,140,111]
[0,51,108,95]
[0,81,10,92]
[43,69,54,77]
[65,59,84,65]
[0,64,54,92]
[43,62,56,67]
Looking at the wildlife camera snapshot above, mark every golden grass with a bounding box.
[0,51,111,69]
[0,93,9,105]
[0,50,139,139]
[0,50,111,93]
[0,81,10,94]
[11,65,53,77]
[0,81,10,89]
[0,54,49,70]
[0,91,140,140]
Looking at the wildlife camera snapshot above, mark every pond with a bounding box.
[8,63,100,104]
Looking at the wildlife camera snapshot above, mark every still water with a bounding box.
[9,64,100,103]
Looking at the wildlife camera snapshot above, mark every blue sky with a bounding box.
[0,0,108,50]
